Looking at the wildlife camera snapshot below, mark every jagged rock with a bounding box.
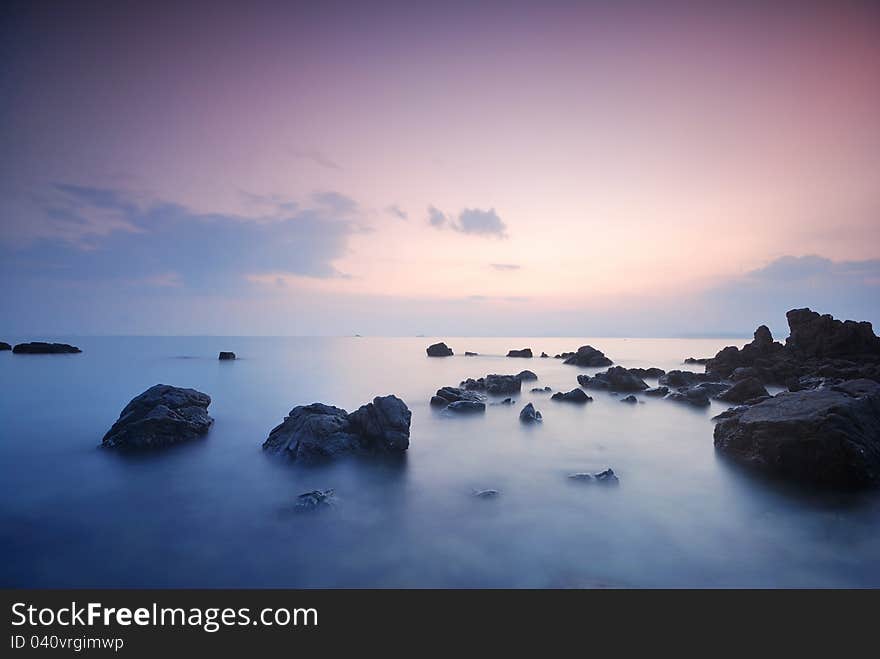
[531,386,552,393]
[563,345,613,367]
[644,386,669,397]
[0,342,10,351]
[218,351,236,360]
[102,384,213,449]
[577,366,648,392]
[507,348,533,358]
[568,468,619,485]
[713,379,880,488]
[13,342,81,354]
[628,367,665,379]
[620,395,638,404]
[519,402,542,423]
[294,489,336,511]
[517,370,538,381]
[263,395,411,461]
[447,400,487,413]
[426,342,454,357]
[785,308,880,359]
[551,388,592,403]
[716,377,769,404]
[460,373,523,395]
[430,386,485,407]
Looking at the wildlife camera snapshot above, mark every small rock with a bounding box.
[465,351,478,356]
[516,370,538,381]
[551,388,592,403]
[562,345,613,367]
[473,489,499,498]
[426,342,454,357]
[530,386,552,393]
[684,357,711,365]
[620,395,638,404]
[507,348,533,358]
[218,351,236,360]
[568,468,619,485]
[493,397,516,406]
[540,352,549,358]
[519,402,542,423]
[666,388,711,407]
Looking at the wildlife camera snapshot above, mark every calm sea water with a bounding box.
[1,336,879,588]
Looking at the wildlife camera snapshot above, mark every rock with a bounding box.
[785,308,880,359]
[517,370,538,381]
[690,382,731,397]
[460,373,523,395]
[644,386,669,397]
[519,402,542,423]
[659,370,712,387]
[716,377,769,404]
[294,489,336,511]
[530,386,552,393]
[554,352,574,359]
[447,400,487,413]
[263,395,411,462]
[465,351,478,356]
[430,386,485,407]
[507,348,533,358]
[551,388,592,403]
[0,342,10,351]
[577,366,648,392]
[731,367,759,381]
[12,342,81,354]
[102,384,214,449]
[426,342,454,357]
[713,379,880,488]
[563,345,613,367]
[473,489,499,498]
[620,395,638,404]
[493,397,516,406]
[218,351,236,360]
[540,352,549,358]
[684,357,711,365]
[628,367,665,379]
[666,388,711,407]
[568,468,619,484]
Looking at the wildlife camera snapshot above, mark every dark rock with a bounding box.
[658,370,713,387]
[644,386,669,397]
[690,382,731,397]
[519,402,542,423]
[666,388,711,407]
[628,367,665,379]
[551,388,592,403]
[13,342,81,354]
[464,351,478,356]
[530,386,552,393]
[426,342,454,357]
[507,348,533,358]
[263,395,411,462]
[0,342,10,351]
[684,357,711,365]
[431,386,485,407]
[517,370,538,381]
[102,384,213,449]
[218,351,236,360]
[786,375,834,392]
[713,379,880,488]
[717,377,769,404]
[554,352,574,359]
[620,395,638,404]
[493,397,515,406]
[294,489,336,511]
[577,366,648,392]
[540,352,549,358]
[568,468,619,484]
[447,400,486,413]
[731,367,759,381]
[460,373,523,395]
[473,489,499,498]
[563,345,613,367]
[785,308,880,359]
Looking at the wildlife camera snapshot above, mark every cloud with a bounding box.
[386,204,408,220]
[427,205,447,228]
[311,190,358,215]
[490,263,521,271]
[291,149,341,170]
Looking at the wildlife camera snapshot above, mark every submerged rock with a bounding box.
[531,386,552,393]
[426,342,454,357]
[620,395,638,404]
[447,400,487,413]
[102,384,214,449]
[473,489,499,498]
[551,388,592,404]
[644,386,669,397]
[568,468,619,485]
[519,402,542,423]
[294,489,336,511]
[507,348,533,358]
[577,366,648,392]
[562,345,613,367]
[0,342,10,351]
[713,379,880,488]
[13,342,81,354]
[492,397,516,406]
[716,377,769,404]
[218,351,236,360]
[666,388,711,407]
[263,395,411,462]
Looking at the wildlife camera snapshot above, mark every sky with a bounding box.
[1,0,879,337]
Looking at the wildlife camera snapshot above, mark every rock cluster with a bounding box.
[577,366,648,392]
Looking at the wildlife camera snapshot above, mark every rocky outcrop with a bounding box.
[577,366,648,392]
[563,345,613,367]
[426,342,454,357]
[786,308,880,359]
[713,379,880,488]
[102,384,213,449]
[0,342,10,351]
[263,395,411,462]
[13,342,81,354]
[628,367,665,379]
[519,402,542,423]
[218,351,236,360]
[430,386,485,408]
[461,373,524,395]
[507,348,533,358]
[716,377,769,404]
[551,388,592,403]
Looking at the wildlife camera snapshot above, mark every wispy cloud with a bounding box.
[291,149,342,170]
[427,205,447,228]
[386,204,408,220]
[427,206,508,238]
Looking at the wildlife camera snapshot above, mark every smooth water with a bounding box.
[1,336,879,588]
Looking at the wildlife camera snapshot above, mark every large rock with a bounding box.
[551,388,592,403]
[577,366,648,392]
[263,395,411,462]
[716,377,769,404]
[102,384,213,449]
[0,342,10,351]
[786,308,880,359]
[426,342,454,357]
[713,379,880,488]
[562,345,613,367]
[13,342,81,354]
[507,348,533,358]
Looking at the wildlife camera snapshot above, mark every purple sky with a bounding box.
[1,0,879,336]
